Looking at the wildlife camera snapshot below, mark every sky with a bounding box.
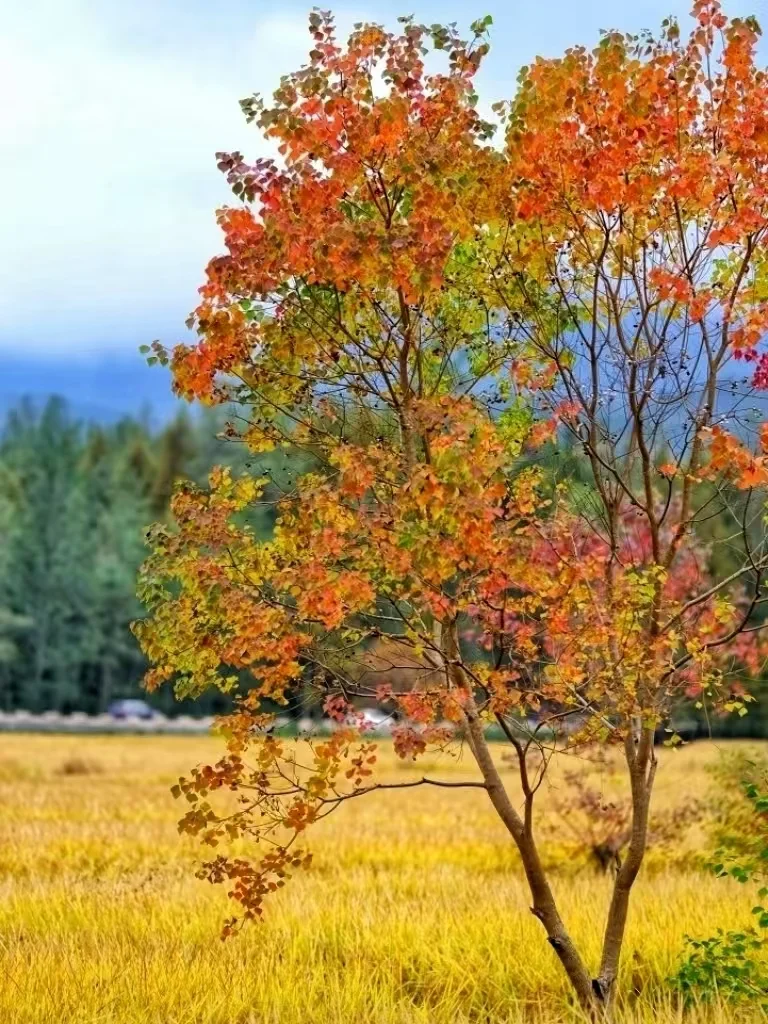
[3,0,768,364]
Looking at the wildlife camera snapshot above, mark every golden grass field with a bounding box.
[0,733,764,1024]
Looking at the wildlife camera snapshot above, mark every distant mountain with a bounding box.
[3,347,768,439]
[0,352,185,426]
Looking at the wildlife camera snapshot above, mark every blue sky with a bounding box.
[3,0,768,360]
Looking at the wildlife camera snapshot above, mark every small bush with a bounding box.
[56,756,103,776]
[548,759,703,873]
[672,928,768,1008]
[707,749,768,863]
[670,761,768,1008]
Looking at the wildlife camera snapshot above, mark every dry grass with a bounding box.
[0,734,762,1023]
[55,754,104,776]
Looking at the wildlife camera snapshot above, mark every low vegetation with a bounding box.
[0,734,764,1024]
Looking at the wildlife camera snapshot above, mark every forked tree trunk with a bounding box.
[461,697,657,1020]
[593,728,657,1009]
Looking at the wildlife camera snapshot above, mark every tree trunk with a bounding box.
[461,696,656,1020]
[460,694,597,1010]
[594,727,657,1008]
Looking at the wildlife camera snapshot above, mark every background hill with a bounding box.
[0,353,181,425]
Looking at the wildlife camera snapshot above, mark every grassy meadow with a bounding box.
[0,733,764,1024]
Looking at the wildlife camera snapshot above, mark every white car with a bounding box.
[357,708,394,733]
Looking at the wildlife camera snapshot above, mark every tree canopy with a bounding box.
[136,3,768,1013]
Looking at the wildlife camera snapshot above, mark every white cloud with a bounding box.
[3,0,767,355]
[0,2,351,353]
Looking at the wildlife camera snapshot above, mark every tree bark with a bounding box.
[460,693,597,1010]
[594,727,657,1008]
[459,691,658,1019]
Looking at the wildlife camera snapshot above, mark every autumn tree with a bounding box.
[136,5,768,1016]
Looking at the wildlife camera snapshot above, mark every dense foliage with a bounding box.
[0,398,260,714]
[3,392,767,734]
[133,3,768,1014]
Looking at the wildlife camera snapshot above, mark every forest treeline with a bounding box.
[0,397,268,715]
[1,394,768,734]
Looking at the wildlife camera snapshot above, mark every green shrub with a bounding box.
[670,760,768,1007]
